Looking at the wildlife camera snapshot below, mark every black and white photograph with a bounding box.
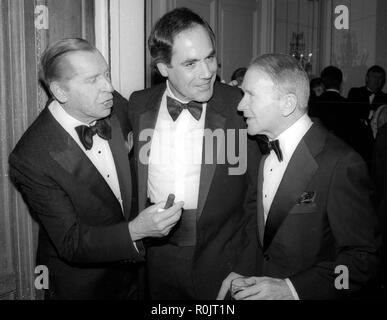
[1,0,387,313]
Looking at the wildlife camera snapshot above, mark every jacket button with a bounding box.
[264,254,270,261]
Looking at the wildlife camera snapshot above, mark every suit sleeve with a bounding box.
[233,161,261,276]
[231,136,261,276]
[9,153,145,265]
[289,151,381,299]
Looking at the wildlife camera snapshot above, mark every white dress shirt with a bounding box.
[147,81,207,209]
[262,113,313,299]
[366,87,375,105]
[48,100,123,211]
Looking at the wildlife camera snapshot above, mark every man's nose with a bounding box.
[200,61,213,79]
[237,96,247,111]
[100,76,114,92]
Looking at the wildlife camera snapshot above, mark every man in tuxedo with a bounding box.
[128,8,259,299]
[217,53,380,300]
[347,66,387,163]
[348,65,387,122]
[309,66,348,134]
[310,66,373,163]
[8,38,183,300]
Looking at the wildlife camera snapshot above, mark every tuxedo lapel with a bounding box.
[47,112,122,217]
[257,154,268,247]
[196,97,226,221]
[108,114,132,220]
[136,86,164,210]
[263,125,325,250]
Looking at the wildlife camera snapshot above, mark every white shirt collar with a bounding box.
[274,114,313,163]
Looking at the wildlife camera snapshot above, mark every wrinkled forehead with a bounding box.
[171,25,214,56]
[59,50,107,80]
[244,68,275,88]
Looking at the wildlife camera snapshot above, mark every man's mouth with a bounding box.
[102,99,113,108]
[197,82,212,90]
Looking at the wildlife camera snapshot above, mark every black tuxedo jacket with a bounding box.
[309,91,349,133]
[371,123,387,284]
[254,122,380,299]
[9,92,144,299]
[348,86,387,119]
[127,82,260,298]
[310,91,374,161]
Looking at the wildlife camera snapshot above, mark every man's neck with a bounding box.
[269,113,306,140]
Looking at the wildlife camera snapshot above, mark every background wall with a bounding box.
[274,0,320,78]
[273,0,387,97]
[110,0,145,99]
[331,0,379,96]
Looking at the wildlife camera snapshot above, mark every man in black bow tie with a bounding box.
[8,38,183,299]
[218,53,380,300]
[348,65,387,122]
[127,8,260,299]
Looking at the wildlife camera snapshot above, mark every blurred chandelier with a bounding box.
[290,32,312,71]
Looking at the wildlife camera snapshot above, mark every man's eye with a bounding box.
[185,62,195,68]
[87,77,97,83]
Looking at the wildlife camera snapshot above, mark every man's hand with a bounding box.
[232,277,295,300]
[216,272,243,300]
[128,201,184,241]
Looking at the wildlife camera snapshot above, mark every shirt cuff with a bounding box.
[285,278,300,300]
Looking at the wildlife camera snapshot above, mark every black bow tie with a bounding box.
[256,135,283,162]
[75,118,111,150]
[167,96,203,121]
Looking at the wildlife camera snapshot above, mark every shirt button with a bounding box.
[265,195,267,198]
[107,174,110,178]
[98,151,101,154]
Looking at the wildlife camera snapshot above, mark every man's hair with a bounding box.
[367,65,386,88]
[148,7,216,66]
[231,67,247,81]
[320,66,343,90]
[367,65,386,78]
[310,77,324,90]
[39,38,96,87]
[250,53,310,110]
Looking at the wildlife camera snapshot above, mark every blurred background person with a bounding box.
[229,67,247,87]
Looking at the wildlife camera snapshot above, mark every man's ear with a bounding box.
[49,82,68,103]
[280,93,297,117]
[156,62,169,78]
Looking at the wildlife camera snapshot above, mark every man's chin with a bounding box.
[246,126,259,136]
[194,90,214,103]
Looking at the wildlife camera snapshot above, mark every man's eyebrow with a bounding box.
[84,69,109,79]
[180,50,216,65]
[181,58,199,65]
[242,88,252,95]
[206,50,216,58]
